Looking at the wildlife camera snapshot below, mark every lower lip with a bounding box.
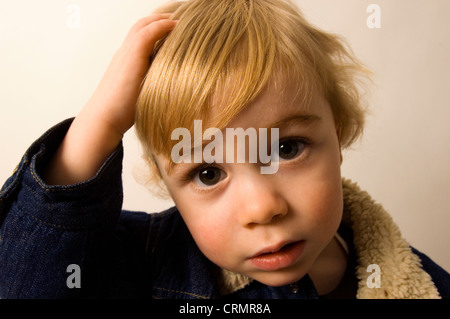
[249,241,305,271]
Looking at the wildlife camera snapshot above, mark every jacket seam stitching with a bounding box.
[28,147,120,192]
[21,202,88,230]
[152,286,210,299]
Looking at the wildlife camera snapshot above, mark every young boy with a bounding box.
[0,0,449,299]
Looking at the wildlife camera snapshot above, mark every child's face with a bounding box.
[155,83,344,287]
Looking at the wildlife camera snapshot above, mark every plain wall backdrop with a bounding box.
[1,0,449,273]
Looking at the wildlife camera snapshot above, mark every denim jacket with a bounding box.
[1,119,449,299]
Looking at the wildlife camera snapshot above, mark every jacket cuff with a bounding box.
[0,118,124,230]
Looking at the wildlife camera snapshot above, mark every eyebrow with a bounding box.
[268,113,321,129]
[166,113,322,176]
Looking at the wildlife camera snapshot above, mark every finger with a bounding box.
[132,19,178,59]
[125,14,173,41]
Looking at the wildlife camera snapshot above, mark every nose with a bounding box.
[237,174,288,227]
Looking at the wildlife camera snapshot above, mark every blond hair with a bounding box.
[135,0,370,192]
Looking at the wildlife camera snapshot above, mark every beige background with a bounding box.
[1,0,449,273]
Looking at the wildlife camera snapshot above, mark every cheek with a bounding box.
[177,202,238,267]
[309,182,343,227]
[163,176,240,267]
[290,143,343,238]
[304,165,343,239]
[191,219,224,251]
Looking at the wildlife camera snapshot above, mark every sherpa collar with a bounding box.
[218,178,441,299]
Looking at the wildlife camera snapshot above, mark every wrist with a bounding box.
[42,113,124,186]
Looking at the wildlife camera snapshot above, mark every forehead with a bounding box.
[218,81,330,130]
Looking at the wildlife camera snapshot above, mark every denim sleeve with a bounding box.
[0,119,124,298]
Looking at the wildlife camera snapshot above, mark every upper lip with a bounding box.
[250,240,298,258]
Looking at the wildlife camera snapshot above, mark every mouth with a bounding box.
[249,240,305,271]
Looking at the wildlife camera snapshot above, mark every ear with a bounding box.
[336,125,343,165]
[337,139,343,165]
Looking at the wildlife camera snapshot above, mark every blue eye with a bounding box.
[278,139,307,160]
[193,167,224,187]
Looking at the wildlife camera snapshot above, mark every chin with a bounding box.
[251,269,307,287]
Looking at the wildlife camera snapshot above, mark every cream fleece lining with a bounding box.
[218,178,441,299]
